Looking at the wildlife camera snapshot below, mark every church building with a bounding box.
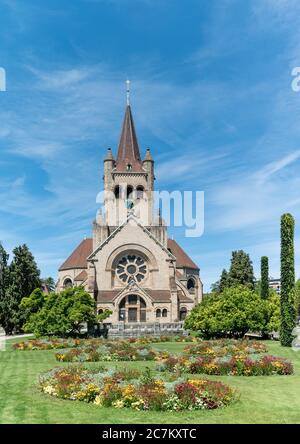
[57,96,203,325]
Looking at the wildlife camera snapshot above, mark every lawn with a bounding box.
[0,339,300,424]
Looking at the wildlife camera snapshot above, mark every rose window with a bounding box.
[116,255,147,283]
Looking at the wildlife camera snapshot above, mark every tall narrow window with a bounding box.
[136,186,144,199]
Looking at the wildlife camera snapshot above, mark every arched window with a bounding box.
[98,309,104,315]
[126,185,133,199]
[63,278,73,288]
[162,308,167,318]
[126,164,132,171]
[156,309,161,318]
[187,278,195,293]
[118,295,147,323]
[136,186,144,199]
[114,185,120,199]
[140,296,146,322]
[179,307,187,321]
[119,297,126,321]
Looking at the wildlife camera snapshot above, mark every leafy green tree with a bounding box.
[264,292,281,333]
[260,256,269,299]
[280,213,296,346]
[97,309,113,323]
[0,243,12,334]
[184,286,266,338]
[6,244,41,333]
[24,286,96,337]
[228,250,255,289]
[20,288,46,326]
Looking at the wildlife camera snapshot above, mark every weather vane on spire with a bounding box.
[126,79,130,106]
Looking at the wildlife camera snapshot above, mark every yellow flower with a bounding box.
[94,395,103,406]
[112,399,125,409]
[43,385,57,396]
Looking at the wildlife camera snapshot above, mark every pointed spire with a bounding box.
[115,104,144,172]
[104,147,114,161]
[144,148,153,162]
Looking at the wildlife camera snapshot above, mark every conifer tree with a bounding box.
[260,256,269,299]
[4,245,41,333]
[219,269,229,292]
[228,250,255,289]
[280,214,296,346]
[0,243,11,333]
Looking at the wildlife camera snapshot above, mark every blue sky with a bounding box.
[1,0,300,290]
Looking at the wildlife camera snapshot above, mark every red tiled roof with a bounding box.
[97,289,172,303]
[74,270,88,282]
[59,239,93,271]
[178,290,194,303]
[97,290,120,303]
[146,290,171,302]
[167,239,199,270]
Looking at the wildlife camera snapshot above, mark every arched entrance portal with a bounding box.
[118,295,147,323]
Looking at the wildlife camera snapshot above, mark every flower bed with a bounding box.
[128,335,199,344]
[55,342,165,362]
[184,339,268,357]
[14,335,198,351]
[13,338,85,350]
[39,366,236,411]
[157,354,293,376]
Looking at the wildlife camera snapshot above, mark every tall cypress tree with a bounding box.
[0,243,10,333]
[280,213,296,347]
[5,244,41,333]
[260,256,269,299]
[228,250,255,289]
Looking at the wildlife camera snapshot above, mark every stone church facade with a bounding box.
[57,103,203,325]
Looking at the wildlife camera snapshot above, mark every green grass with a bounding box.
[1,340,300,424]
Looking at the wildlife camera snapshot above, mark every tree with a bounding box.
[265,292,281,333]
[260,256,269,299]
[227,250,255,289]
[0,243,12,334]
[280,213,296,346]
[20,288,47,326]
[211,269,229,293]
[294,279,300,318]
[97,309,113,323]
[24,286,97,337]
[219,269,229,292]
[184,286,266,339]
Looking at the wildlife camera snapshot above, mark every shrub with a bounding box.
[184,286,267,338]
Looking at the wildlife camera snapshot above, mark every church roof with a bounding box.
[97,289,172,303]
[167,239,199,270]
[59,238,93,271]
[178,290,194,303]
[74,270,88,282]
[115,105,144,172]
[59,235,199,273]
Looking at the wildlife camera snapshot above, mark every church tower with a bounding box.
[58,84,203,329]
[93,100,166,250]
